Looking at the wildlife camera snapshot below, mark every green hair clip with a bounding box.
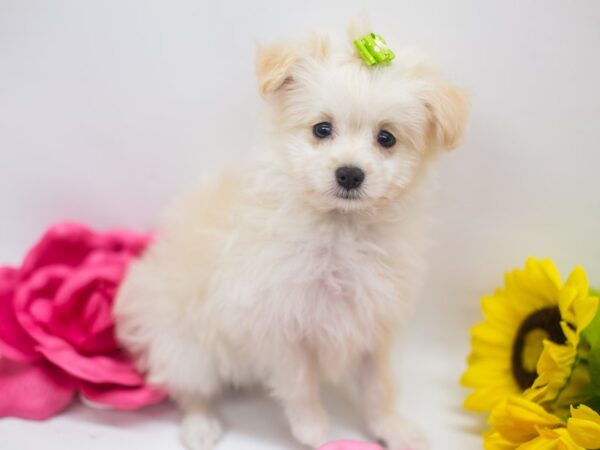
[354,33,395,67]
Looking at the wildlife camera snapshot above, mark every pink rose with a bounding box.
[318,441,384,450]
[0,223,165,420]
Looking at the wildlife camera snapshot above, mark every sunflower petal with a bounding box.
[489,397,563,443]
[462,362,512,387]
[464,384,518,412]
[560,266,598,333]
[483,430,517,450]
[515,258,562,305]
[567,405,600,449]
[482,295,524,332]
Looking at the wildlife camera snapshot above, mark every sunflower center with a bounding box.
[511,306,566,390]
[521,329,548,373]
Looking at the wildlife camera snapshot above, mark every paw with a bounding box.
[370,416,430,450]
[288,409,329,448]
[180,411,222,450]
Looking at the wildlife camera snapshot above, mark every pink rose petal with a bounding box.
[79,380,166,410]
[0,267,40,363]
[49,256,126,351]
[74,291,117,353]
[20,223,150,279]
[51,252,127,313]
[13,265,71,346]
[93,230,151,257]
[29,298,53,326]
[82,291,115,336]
[36,336,144,386]
[20,223,97,278]
[0,359,76,420]
[13,268,143,386]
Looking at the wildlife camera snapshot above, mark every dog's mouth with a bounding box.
[333,188,364,201]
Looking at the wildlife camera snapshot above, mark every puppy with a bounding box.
[114,24,469,450]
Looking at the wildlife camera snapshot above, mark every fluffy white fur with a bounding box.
[114,25,469,450]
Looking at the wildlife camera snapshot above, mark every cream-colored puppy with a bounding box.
[115,26,468,450]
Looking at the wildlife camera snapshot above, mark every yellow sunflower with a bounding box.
[461,258,598,412]
[524,267,598,407]
[484,396,585,450]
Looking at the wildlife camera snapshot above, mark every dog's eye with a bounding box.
[377,130,396,149]
[313,122,333,139]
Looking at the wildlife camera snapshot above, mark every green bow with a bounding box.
[354,33,395,66]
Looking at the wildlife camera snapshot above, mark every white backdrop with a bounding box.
[1,1,600,449]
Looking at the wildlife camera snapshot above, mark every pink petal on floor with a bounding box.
[318,441,385,450]
[0,359,76,420]
[79,380,167,410]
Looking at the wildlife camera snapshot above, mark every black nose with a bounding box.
[335,166,365,190]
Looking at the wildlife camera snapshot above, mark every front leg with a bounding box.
[357,348,430,450]
[267,346,329,448]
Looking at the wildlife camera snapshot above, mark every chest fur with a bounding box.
[219,222,407,354]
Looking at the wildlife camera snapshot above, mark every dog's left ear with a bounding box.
[256,43,298,98]
[424,82,470,150]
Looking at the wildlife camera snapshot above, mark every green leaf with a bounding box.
[555,360,600,412]
[577,288,600,397]
[581,396,600,415]
[590,345,600,391]
[581,287,600,348]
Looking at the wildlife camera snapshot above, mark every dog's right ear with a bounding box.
[256,43,298,98]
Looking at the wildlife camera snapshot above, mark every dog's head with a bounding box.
[256,27,469,213]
